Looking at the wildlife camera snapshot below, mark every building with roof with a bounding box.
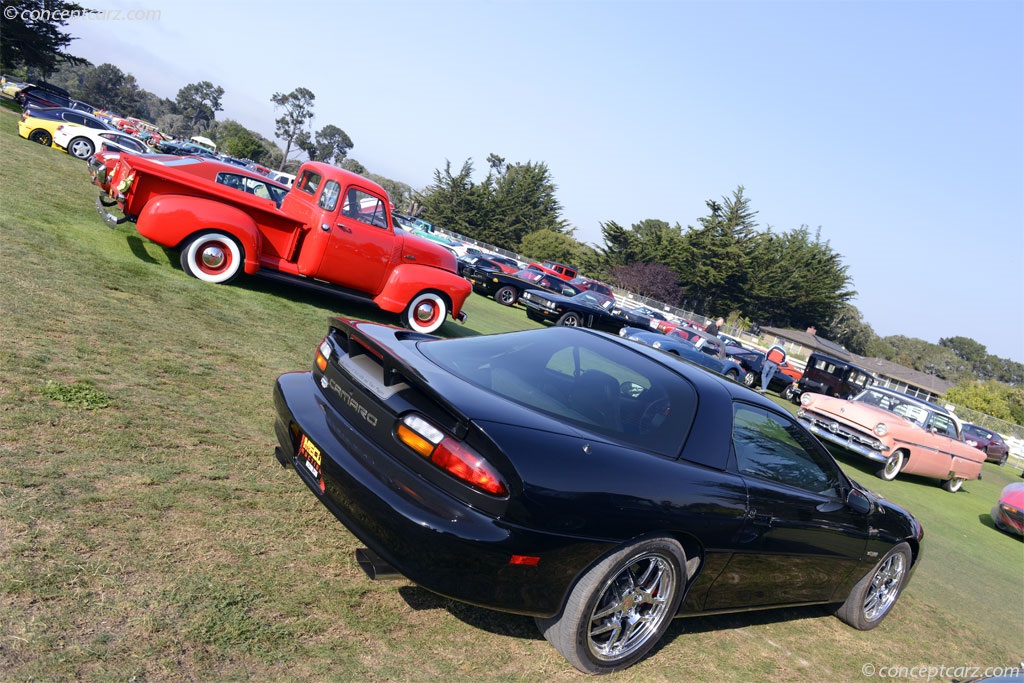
[759,326,954,402]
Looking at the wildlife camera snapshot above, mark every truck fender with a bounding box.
[371,262,472,316]
[135,195,263,274]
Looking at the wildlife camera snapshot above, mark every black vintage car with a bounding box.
[522,289,649,333]
[274,319,924,674]
[466,267,579,306]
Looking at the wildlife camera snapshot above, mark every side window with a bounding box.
[215,172,244,191]
[926,414,955,437]
[732,403,840,497]
[240,177,271,199]
[296,170,322,195]
[319,180,341,210]
[341,188,389,228]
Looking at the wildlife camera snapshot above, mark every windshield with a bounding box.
[854,389,933,427]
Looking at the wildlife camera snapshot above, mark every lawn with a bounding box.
[1,106,1021,682]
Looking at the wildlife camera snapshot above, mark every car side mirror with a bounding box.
[846,488,872,514]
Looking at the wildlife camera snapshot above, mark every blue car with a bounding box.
[618,326,753,385]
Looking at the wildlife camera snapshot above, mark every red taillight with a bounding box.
[397,414,508,496]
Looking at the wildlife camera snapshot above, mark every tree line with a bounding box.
[4,3,1019,421]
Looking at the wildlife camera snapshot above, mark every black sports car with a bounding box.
[466,267,580,306]
[522,289,651,333]
[273,319,923,674]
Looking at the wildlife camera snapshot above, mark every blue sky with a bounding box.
[64,0,1023,362]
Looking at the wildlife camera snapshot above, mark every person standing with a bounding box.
[760,344,787,393]
[705,317,724,337]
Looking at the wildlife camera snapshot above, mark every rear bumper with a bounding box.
[273,371,609,617]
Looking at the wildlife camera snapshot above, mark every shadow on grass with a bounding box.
[824,446,978,495]
[398,586,542,640]
[397,584,834,647]
[126,234,161,264]
[119,238,485,338]
[980,512,1024,541]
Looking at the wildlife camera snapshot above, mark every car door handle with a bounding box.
[751,513,774,528]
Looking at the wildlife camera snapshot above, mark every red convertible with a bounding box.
[91,154,470,334]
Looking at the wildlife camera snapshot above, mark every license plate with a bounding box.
[298,433,323,481]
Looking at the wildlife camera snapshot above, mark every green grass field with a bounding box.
[1,105,1021,682]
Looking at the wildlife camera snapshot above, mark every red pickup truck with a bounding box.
[92,154,470,334]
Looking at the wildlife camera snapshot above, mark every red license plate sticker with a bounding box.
[298,433,322,480]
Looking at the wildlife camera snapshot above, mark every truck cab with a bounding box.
[790,352,876,402]
[527,260,578,281]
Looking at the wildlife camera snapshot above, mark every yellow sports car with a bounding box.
[18,107,112,147]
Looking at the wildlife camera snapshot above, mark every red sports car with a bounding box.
[992,483,1024,536]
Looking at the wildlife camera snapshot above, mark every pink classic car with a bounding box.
[797,386,985,492]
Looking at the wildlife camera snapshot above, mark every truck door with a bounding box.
[316,182,398,294]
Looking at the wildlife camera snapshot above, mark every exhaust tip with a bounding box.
[355,547,400,580]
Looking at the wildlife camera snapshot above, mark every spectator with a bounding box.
[706,317,724,337]
[760,344,787,393]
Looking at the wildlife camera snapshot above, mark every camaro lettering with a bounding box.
[329,379,379,426]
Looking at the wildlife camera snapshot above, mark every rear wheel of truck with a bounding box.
[180,232,243,284]
[403,291,448,335]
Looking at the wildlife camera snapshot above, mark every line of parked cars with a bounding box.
[6,77,286,182]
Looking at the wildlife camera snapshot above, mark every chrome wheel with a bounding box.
[403,291,447,334]
[557,312,581,327]
[836,542,911,630]
[877,450,904,481]
[536,537,685,674]
[862,551,906,621]
[180,232,243,284]
[495,286,517,306]
[586,552,677,662]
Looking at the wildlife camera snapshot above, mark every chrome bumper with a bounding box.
[95,193,129,228]
[800,419,890,464]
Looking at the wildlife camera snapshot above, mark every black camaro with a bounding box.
[273,319,923,674]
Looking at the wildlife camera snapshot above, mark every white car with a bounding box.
[52,125,150,160]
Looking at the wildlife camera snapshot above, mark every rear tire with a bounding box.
[68,136,95,159]
[942,476,964,492]
[536,537,685,674]
[495,285,518,306]
[28,129,52,146]
[180,232,243,284]
[403,291,448,335]
[557,311,581,327]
